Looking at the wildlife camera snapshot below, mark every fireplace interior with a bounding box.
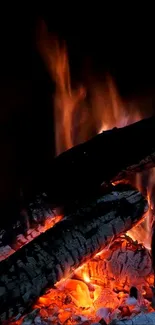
[1,8,155,325]
[1,177,155,325]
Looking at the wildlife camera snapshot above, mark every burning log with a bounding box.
[0,193,62,261]
[74,235,153,293]
[48,116,155,205]
[109,311,155,324]
[1,116,155,249]
[0,184,147,322]
[9,236,153,325]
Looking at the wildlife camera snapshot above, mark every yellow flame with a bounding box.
[83,272,91,283]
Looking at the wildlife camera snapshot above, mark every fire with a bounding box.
[8,21,155,325]
[37,20,146,157]
[40,214,62,232]
[80,270,91,283]
[37,20,155,235]
[37,20,86,156]
[11,236,153,325]
[37,21,155,247]
[0,214,63,262]
[128,169,155,250]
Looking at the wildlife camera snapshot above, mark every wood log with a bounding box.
[74,235,153,292]
[0,193,62,257]
[109,312,155,324]
[1,116,155,248]
[47,116,155,205]
[0,184,148,322]
[0,213,62,262]
[14,237,153,325]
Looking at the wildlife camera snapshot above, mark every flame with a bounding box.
[128,168,155,250]
[80,270,91,283]
[41,214,62,232]
[37,23,155,249]
[37,20,146,157]
[92,76,142,133]
[37,21,86,156]
[10,20,155,325]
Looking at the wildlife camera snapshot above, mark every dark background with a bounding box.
[0,5,155,221]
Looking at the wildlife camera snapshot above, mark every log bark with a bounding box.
[0,213,62,262]
[47,116,155,205]
[0,184,148,322]
[0,193,62,257]
[109,312,155,324]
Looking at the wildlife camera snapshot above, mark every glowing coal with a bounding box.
[9,235,154,325]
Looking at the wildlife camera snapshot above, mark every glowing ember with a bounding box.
[0,214,63,261]
[9,236,154,324]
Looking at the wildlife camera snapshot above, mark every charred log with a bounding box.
[1,116,155,248]
[0,184,147,322]
[74,235,153,292]
[0,214,62,262]
[47,116,155,205]
[0,193,62,256]
[12,237,153,325]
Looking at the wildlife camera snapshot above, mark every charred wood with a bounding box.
[74,235,153,291]
[47,116,155,205]
[1,117,155,249]
[0,193,61,255]
[0,184,148,322]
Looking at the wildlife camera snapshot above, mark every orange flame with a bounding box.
[37,20,146,157]
[37,20,155,250]
[37,21,86,155]
[13,22,153,324]
[128,169,155,250]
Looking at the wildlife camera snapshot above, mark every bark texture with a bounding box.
[0,184,148,322]
[0,193,61,255]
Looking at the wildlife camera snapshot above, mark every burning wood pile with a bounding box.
[0,116,155,324]
[9,235,155,325]
[1,21,155,325]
